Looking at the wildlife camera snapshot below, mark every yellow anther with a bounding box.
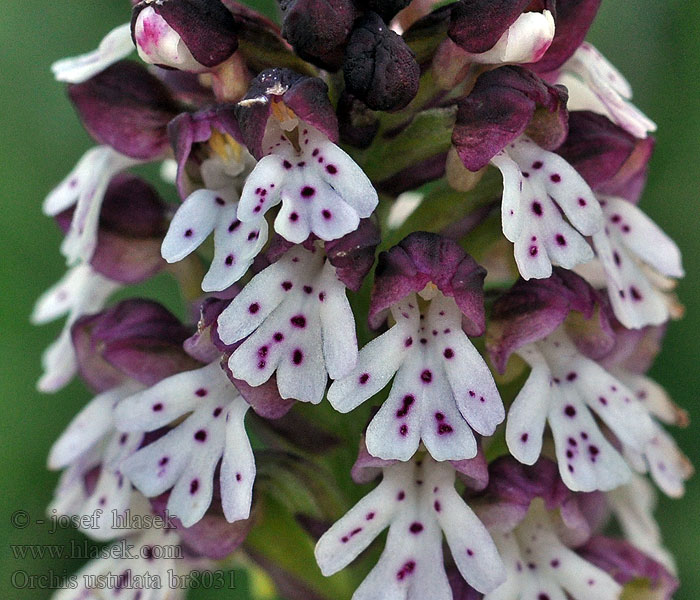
[270,100,299,131]
[209,130,243,163]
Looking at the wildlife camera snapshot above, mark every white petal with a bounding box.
[311,131,378,218]
[562,43,656,138]
[327,299,416,412]
[201,211,268,292]
[318,261,358,379]
[79,467,132,541]
[31,265,90,324]
[220,396,254,522]
[216,251,299,344]
[492,150,525,242]
[36,331,79,393]
[471,10,555,65]
[604,196,684,277]
[161,189,227,263]
[49,382,140,469]
[434,470,505,593]
[61,148,140,264]
[315,478,400,576]
[115,363,231,432]
[51,23,133,83]
[643,427,693,498]
[548,387,630,492]
[237,154,286,222]
[506,360,551,465]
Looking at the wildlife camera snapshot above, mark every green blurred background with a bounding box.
[1,1,697,598]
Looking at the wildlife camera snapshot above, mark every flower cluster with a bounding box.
[34,0,690,598]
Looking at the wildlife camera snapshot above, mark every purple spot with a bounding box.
[322,209,332,220]
[282,281,293,291]
[225,254,235,266]
[300,186,315,198]
[303,285,313,294]
[273,332,284,342]
[289,212,299,222]
[297,161,306,167]
[397,491,405,501]
[434,500,441,512]
[312,148,319,156]
[194,429,207,442]
[190,479,199,494]
[630,286,642,301]
[283,160,292,169]
[550,174,561,183]
[532,202,543,216]
[318,292,326,302]
[409,522,424,534]
[119,433,128,445]
[236,473,242,482]
[420,370,433,383]
[438,423,453,435]
[215,196,225,206]
[213,407,223,417]
[249,302,260,314]
[366,512,375,521]
[152,403,163,412]
[184,229,193,238]
[599,396,608,406]
[404,337,413,347]
[247,231,259,241]
[396,395,415,417]
[195,388,208,397]
[292,349,303,365]
[159,457,169,467]
[564,405,577,417]
[399,424,408,436]
[530,245,538,256]
[568,437,578,446]
[396,561,416,581]
[555,234,567,246]
[228,220,241,232]
[538,594,550,600]
[532,161,543,169]
[521,433,529,443]
[359,373,370,385]
[566,372,577,382]
[443,348,454,359]
[550,559,560,568]
[467,549,474,557]
[290,314,306,328]
[326,164,337,175]
[578,198,587,207]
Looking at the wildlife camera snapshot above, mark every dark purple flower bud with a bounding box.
[579,536,679,599]
[486,268,613,373]
[357,0,412,23]
[72,300,199,392]
[235,68,338,160]
[343,12,420,112]
[557,111,654,204]
[448,0,535,54]
[336,92,380,149]
[324,218,381,292]
[68,61,181,160]
[168,104,243,198]
[55,175,169,284]
[131,0,239,71]
[369,232,487,335]
[532,0,602,73]
[278,0,359,71]
[453,65,568,171]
